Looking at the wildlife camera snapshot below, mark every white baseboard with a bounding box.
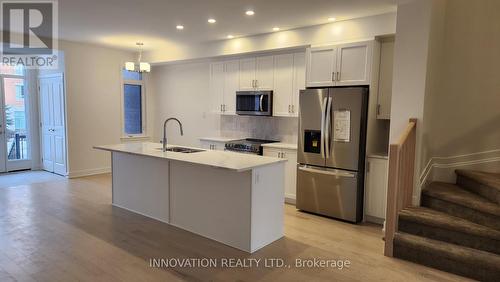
[68,167,111,178]
[419,149,500,191]
[285,194,296,205]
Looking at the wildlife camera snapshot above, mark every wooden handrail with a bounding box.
[384,118,417,257]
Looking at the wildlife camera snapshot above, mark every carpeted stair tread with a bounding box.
[400,206,500,240]
[456,169,500,191]
[423,182,500,217]
[393,232,500,281]
[456,169,500,204]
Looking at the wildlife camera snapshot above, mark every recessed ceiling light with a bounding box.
[328,17,336,22]
[208,18,216,24]
[227,35,234,39]
[245,10,255,16]
[272,27,280,31]
[176,25,184,30]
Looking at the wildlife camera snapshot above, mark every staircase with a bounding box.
[393,170,500,281]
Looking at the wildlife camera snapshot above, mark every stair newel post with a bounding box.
[384,118,417,257]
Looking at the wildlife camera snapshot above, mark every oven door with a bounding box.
[236,91,272,116]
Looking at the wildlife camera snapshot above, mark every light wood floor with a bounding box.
[0,173,471,282]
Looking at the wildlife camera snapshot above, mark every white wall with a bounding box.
[57,40,137,177]
[145,13,396,63]
[389,0,446,202]
[150,61,220,146]
[420,0,500,185]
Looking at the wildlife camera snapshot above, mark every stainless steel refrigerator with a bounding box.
[296,87,368,223]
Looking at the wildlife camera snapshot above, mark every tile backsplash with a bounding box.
[220,115,298,143]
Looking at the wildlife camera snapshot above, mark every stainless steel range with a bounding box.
[225,138,279,155]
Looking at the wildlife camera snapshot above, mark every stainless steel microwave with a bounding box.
[236,91,273,116]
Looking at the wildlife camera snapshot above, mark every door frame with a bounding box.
[38,73,68,176]
[0,71,33,172]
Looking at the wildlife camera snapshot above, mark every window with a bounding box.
[14,111,26,130]
[121,69,145,137]
[15,84,24,100]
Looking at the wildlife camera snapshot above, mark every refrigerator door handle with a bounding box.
[298,165,356,178]
[325,96,332,158]
[320,97,327,159]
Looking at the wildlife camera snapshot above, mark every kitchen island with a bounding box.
[94,142,286,253]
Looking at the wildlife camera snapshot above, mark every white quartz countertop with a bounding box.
[199,137,242,142]
[94,142,286,172]
[261,142,298,150]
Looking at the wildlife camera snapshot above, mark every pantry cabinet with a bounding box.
[376,38,394,120]
[306,41,373,87]
[209,60,239,115]
[263,147,297,203]
[364,156,388,222]
[239,56,274,91]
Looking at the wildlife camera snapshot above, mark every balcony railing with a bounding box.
[7,133,27,160]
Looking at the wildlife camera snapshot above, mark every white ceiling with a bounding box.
[57,0,400,51]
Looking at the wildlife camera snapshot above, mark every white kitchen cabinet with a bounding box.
[200,140,227,151]
[306,46,336,87]
[255,55,274,90]
[376,38,394,119]
[336,41,372,86]
[263,147,297,203]
[364,156,388,222]
[239,56,274,91]
[239,58,256,90]
[273,52,305,117]
[292,52,305,116]
[306,41,373,87]
[273,53,294,116]
[209,62,225,114]
[209,60,239,115]
[223,60,239,115]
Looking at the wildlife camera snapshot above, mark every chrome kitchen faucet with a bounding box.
[163,118,184,152]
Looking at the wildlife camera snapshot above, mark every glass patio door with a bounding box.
[0,65,31,172]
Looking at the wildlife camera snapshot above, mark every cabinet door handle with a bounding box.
[291,105,294,113]
[223,104,226,112]
[332,72,335,81]
[288,105,291,113]
[282,152,286,158]
[377,104,381,115]
[255,79,258,89]
[337,72,340,81]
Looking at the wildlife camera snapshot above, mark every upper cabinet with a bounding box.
[306,41,373,87]
[239,58,256,90]
[239,56,274,91]
[255,56,274,90]
[306,46,336,87]
[376,38,394,120]
[209,60,240,115]
[273,52,305,117]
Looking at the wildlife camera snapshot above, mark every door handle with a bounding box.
[255,80,258,89]
[259,95,264,112]
[320,97,327,159]
[325,96,332,158]
[332,72,335,82]
[337,72,340,81]
[298,165,356,178]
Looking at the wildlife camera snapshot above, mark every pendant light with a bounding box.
[125,42,151,73]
